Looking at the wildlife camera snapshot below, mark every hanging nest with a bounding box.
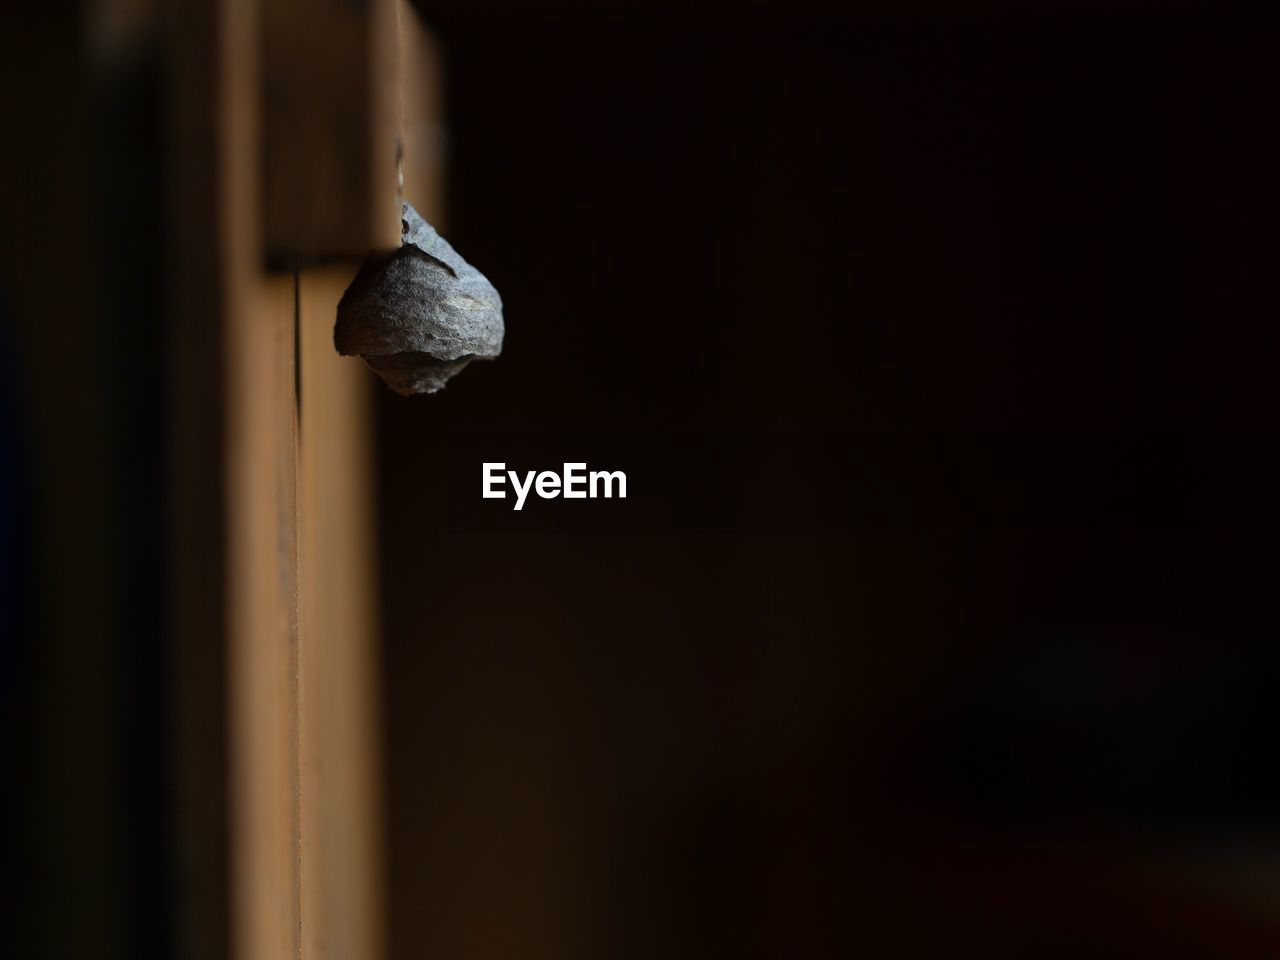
[334,202,504,395]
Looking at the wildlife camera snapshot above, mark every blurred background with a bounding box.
[3,0,1280,957]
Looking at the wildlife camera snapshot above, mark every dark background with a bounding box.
[2,0,1279,957]
[382,2,1280,956]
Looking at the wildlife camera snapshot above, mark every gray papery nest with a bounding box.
[335,203,504,395]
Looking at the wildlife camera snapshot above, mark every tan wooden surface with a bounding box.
[169,0,437,957]
[226,273,302,960]
[169,0,304,955]
[299,267,384,960]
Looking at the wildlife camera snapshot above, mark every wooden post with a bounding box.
[298,266,384,960]
[167,0,301,955]
[167,0,440,956]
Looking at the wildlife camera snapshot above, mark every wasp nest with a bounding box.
[335,203,504,395]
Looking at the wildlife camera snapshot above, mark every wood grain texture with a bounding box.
[299,266,385,960]
[168,0,301,957]
[168,1,438,956]
[291,8,441,956]
[226,274,301,960]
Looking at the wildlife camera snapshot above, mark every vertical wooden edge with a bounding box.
[224,274,301,960]
[298,267,386,960]
[168,0,302,957]
[168,0,431,956]
[292,9,443,958]
[215,0,305,956]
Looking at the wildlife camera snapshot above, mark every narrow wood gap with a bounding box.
[293,268,303,425]
[291,270,304,960]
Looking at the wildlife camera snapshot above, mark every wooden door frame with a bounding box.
[166,1,442,956]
